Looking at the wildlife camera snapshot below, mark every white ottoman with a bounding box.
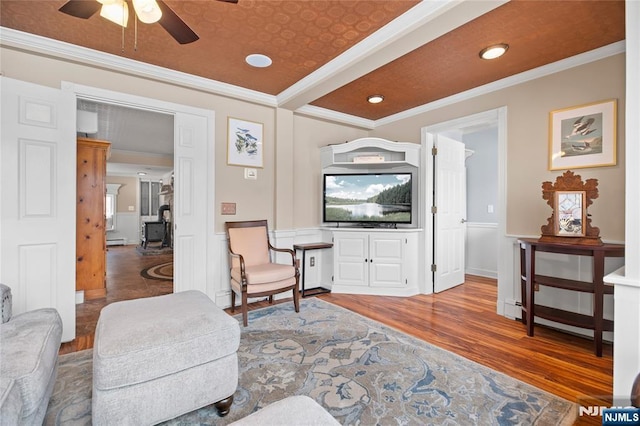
[92,290,240,425]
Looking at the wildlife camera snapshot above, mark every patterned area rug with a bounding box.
[140,262,173,280]
[45,298,576,425]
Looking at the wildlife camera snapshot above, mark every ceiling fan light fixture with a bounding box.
[245,54,272,68]
[367,94,384,104]
[479,43,509,60]
[99,0,129,27]
[133,0,162,24]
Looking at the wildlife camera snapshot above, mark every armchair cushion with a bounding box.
[231,263,296,285]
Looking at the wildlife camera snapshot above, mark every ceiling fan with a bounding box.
[59,0,238,45]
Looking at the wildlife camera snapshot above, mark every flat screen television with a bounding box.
[323,172,412,225]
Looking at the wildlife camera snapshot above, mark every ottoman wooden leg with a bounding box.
[214,395,234,417]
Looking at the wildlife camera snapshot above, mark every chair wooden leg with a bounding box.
[293,284,300,313]
[242,292,248,327]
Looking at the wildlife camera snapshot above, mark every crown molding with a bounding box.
[295,105,375,130]
[0,27,278,107]
[0,27,626,130]
[375,41,626,127]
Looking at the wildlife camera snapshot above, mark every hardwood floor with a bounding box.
[61,245,611,425]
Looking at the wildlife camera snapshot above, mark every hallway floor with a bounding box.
[62,245,173,353]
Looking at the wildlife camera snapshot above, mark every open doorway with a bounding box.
[77,99,175,301]
[422,107,506,297]
[74,100,176,340]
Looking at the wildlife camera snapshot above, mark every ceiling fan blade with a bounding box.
[217,0,239,3]
[156,0,199,45]
[59,0,101,19]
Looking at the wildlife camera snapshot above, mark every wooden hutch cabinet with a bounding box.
[76,137,111,300]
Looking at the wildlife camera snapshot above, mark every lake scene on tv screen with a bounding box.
[324,174,411,223]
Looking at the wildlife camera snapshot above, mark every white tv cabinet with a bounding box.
[331,229,420,296]
[321,137,422,296]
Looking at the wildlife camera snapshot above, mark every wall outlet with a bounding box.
[221,202,236,215]
[128,206,135,211]
[487,204,494,213]
[310,256,315,267]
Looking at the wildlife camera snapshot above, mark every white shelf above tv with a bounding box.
[320,137,420,169]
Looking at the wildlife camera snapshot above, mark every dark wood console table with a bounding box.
[518,238,624,357]
[293,242,333,297]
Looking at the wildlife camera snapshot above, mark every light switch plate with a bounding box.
[244,168,257,180]
[221,202,236,215]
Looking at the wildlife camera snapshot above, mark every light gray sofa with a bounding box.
[0,283,63,425]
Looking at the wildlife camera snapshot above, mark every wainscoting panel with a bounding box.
[465,222,498,278]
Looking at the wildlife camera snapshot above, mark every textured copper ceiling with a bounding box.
[0,1,626,121]
[311,0,626,119]
[0,0,418,95]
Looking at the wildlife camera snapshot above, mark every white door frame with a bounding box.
[61,82,216,296]
[420,107,508,313]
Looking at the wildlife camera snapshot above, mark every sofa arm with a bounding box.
[0,284,11,324]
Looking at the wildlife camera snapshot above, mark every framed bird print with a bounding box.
[227,117,264,168]
[548,99,617,170]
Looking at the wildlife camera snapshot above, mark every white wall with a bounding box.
[106,212,140,245]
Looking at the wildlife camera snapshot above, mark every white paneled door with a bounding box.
[0,77,77,342]
[172,112,210,295]
[434,134,466,293]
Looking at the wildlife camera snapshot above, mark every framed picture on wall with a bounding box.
[548,99,617,170]
[227,117,263,168]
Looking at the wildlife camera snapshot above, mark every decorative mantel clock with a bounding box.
[539,170,602,246]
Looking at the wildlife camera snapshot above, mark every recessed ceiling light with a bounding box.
[479,44,509,60]
[367,95,384,104]
[137,171,147,176]
[246,54,272,68]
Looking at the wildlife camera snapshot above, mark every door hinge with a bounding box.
[431,205,437,214]
[432,146,438,156]
[431,264,437,272]
[331,275,334,282]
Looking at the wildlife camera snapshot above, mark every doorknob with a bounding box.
[460,218,467,223]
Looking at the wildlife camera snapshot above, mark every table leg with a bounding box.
[593,250,605,357]
[301,249,307,297]
[525,244,536,337]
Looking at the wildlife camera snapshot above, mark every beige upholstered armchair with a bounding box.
[225,220,300,326]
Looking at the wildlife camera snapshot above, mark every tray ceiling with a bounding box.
[0,1,626,122]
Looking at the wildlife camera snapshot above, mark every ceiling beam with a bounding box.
[277,0,507,111]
